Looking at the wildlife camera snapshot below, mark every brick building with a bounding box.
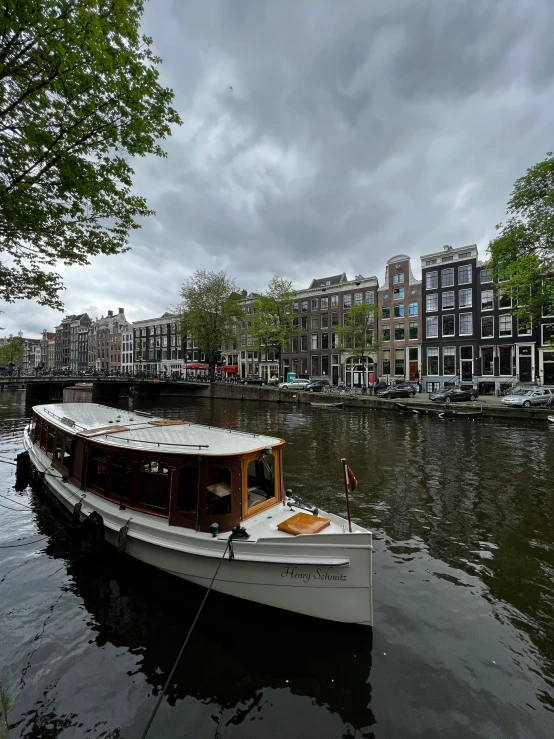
[133,313,185,376]
[377,255,422,382]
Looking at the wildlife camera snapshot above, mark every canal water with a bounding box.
[1,391,553,738]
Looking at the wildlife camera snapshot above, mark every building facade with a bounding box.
[377,254,422,383]
[280,273,379,385]
[40,331,56,370]
[88,308,132,373]
[133,313,184,376]
[419,243,552,394]
[55,314,91,370]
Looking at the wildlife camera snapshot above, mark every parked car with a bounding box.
[241,374,266,385]
[266,376,280,385]
[279,378,311,390]
[304,380,330,392]
[377,386,416,399]
[429,388,477,403]
[501,388,553,407]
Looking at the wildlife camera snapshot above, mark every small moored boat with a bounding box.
[311,401,344,409]
[395,402,482,418]
[548,415,554,424]
[23,403,372,626]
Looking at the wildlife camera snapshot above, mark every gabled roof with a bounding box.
[308,273,348,289]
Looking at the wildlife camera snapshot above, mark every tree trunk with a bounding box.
[210,360,216,383]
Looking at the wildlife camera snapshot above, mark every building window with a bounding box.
[441,268,454,287]
[459,313,473,335]
[459,288,472,308]
[426,316,438,338]
[311,298,318,310]
[395,326,405,341]
[395,349,405,376]
[443,347,455,375]
[426,258,437,266]
[331,295,338,307]
[332,332,340,348]
[499,346,512,375]
[343,294,352,308]
[301,300,308,312]
[481,289,494,311]
[311,355,319,375]
[458,264,472,284]
[382,350,390,375]
[300,336,307,352]
[481,268,492,283]
[311,334,318,350]
[321,333,329,349]
[321,355,329,375]
[543,324,554,346]
[482,347,494,375]
[499,315,512,337]
[382,326,390,341]
[518,318,531,335]
[382,306,390,319]
[426,294,438,312]
[393,273,404,284]
[321,297,329,309]
[293,301,299,312]
[394,304,405,318]
[442,291,455,310]
[408,302,418,316]
[301,317,308,330]
[442,315,455,336]
[311,316,319,329]
[365,291,375,303]
[427,348,439,375]
[331,312,339,327]
[393,287,404,300]
[354,292,362,305]
[481,316,494,338]
[321,314,329,329]
[426,272,438,290]
[409,322,418,340]
[498,293,512,309]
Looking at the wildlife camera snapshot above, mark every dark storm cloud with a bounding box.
[2,0,554,337]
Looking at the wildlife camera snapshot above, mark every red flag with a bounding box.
[347,466,358,492]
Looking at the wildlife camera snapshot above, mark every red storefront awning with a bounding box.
[182,363,209,370]
[223,365,239,373]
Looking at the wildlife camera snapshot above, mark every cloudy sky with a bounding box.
[2,0,554,338]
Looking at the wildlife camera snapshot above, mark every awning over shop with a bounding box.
[223,365,239,373]
[182,363,209,370]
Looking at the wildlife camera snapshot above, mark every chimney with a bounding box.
[108,310,113,317]
[241,289,247,298]
[118,308,124,315]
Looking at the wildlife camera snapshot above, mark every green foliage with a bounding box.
[250,276,299,359]
[179,270,242,381]
[0,337,23,365]
[336,301,381,384]
[0,680,11,719]
[0,0,181,309]
[488,152,554,321]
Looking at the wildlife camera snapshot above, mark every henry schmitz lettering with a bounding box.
[281,565,348,583]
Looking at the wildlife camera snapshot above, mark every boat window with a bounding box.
[141,460,169,474]
[138,458,170,511]
[88,448,107,491]
[46,426,55,457]
[111,453,132,502]
[34,417,41,443]
[247,455,275,510]
[206,467,232,516]
[177,465,199,512]
[64,436,73,470]
[55,431,64,463]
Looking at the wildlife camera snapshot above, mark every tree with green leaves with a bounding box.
[250,276,299,377]
[0,337,22,366]
[179,270,243,382]
[336,301,381,390]
[0,0,181,309]
[488,152,554,322]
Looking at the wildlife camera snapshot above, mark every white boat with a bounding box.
[23,403,372,626]
[548,415,554,423]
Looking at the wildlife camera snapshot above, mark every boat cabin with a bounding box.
[31,404,285,533]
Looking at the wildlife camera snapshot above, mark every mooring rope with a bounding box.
[139,538,232,739]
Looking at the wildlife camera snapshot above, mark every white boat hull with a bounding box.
[24,429,373,626]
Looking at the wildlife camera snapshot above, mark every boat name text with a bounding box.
[281,565,347,583]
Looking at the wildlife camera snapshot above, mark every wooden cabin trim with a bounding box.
[241,450,282,520]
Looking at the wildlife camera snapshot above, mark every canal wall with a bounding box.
[189,383,554,422]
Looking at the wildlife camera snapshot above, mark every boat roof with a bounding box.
[34,403,285,457]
